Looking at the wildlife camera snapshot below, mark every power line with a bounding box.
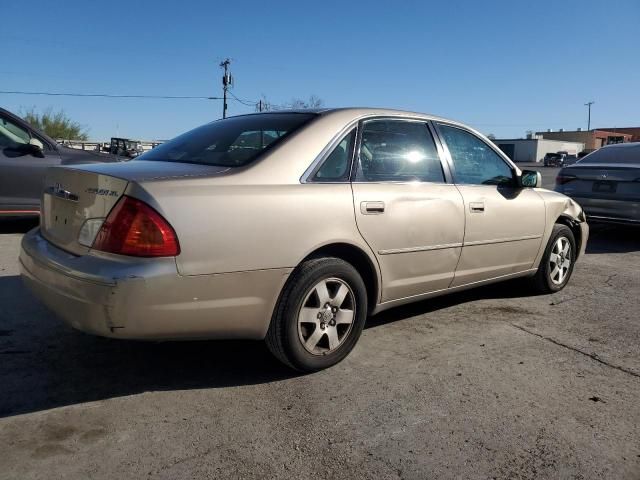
[0,90,221,100]
[228,90,258,107]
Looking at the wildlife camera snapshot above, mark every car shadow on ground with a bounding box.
[0,273,297,418]
[0,273,535,418]
[1,224,636,418]
[366,278,533,330]
[585,223,640,254]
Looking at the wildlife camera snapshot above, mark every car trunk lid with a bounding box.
[40,161,229,255]
[41,168,129,255]
[558,163,640,201]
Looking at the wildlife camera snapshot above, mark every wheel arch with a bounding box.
[300,242,380,314]
[555,214,583,258]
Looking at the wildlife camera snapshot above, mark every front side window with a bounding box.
[312,129,355,181]
[356,120,444,183]
[0,115,30,148]
[438,124,513,186]
[137,113,316,167]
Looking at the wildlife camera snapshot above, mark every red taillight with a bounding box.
[555,174,577,185]
[92,196,180,257]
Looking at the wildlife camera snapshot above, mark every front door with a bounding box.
[0,113,61,213]
[351,118,465,302]
[434,123,546,287]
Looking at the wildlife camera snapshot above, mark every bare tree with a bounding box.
[288,95,323,109]
[256,94,276,112]
[256,95,323,112]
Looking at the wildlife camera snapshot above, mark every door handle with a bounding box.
[469,202,485,213]
[361,201,385,214]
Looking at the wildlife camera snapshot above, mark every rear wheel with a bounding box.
[266,257,367,372]
[530,224,576,293]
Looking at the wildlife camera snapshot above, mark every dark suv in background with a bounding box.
[543,152,564,167]
[0,107,118,217]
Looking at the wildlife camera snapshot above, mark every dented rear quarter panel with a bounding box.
[131,179,379,279]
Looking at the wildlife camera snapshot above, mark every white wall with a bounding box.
[537,139,584,161]
[496,141,538,162]
[496,139,584,162]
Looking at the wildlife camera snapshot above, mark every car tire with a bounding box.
[530,224,576,294]
[265,257,368,372]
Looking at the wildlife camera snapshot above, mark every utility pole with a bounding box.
[220,58,232,119]
[584,101,594,131]
[258,99,263,112]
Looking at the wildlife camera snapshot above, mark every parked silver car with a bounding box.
[20,108,588,371]
[0,107,118,216]
[555,142,640,225]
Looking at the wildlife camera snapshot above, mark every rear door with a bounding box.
[351,118,465,302]
[0,112,61,213]
[434,123,546,287]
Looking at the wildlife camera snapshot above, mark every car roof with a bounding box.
[231,107,468,128]
[600,141,640,150]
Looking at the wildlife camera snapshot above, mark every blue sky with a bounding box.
[2,0,638,140]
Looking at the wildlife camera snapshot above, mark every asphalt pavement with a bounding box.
[1,167,638,479]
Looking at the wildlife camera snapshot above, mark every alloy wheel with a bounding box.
[549,236,572,285]
[297,277,356,355]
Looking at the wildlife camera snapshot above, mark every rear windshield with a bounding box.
[136,113,316,167]
[578,145,640,165]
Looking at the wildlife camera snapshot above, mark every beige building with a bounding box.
[494,137,584,163]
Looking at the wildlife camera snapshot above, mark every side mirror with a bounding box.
[519,169,542,188]
[25,139,45,158]
[25,142,44,158]
[5,140,44,158]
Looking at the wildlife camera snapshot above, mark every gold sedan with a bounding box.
[20,108,588,371]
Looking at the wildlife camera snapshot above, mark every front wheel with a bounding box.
[530,224,576,294]
[265,257,368,372]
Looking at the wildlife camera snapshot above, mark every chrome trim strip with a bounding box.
[378,242,463,255]
[463,234,541,247]
[377,233,541,255]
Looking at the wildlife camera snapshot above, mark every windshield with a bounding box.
[578,145,640,165]
[137,113,316,167]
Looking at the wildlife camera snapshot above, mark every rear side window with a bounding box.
[355,120,445,183]
[312,129,356,181]
[578,145,640,164]
[137,113,316,167]
[438,124,513,186]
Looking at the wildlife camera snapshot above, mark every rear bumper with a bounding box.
[569,196,640,224]
[20,228,291,340]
